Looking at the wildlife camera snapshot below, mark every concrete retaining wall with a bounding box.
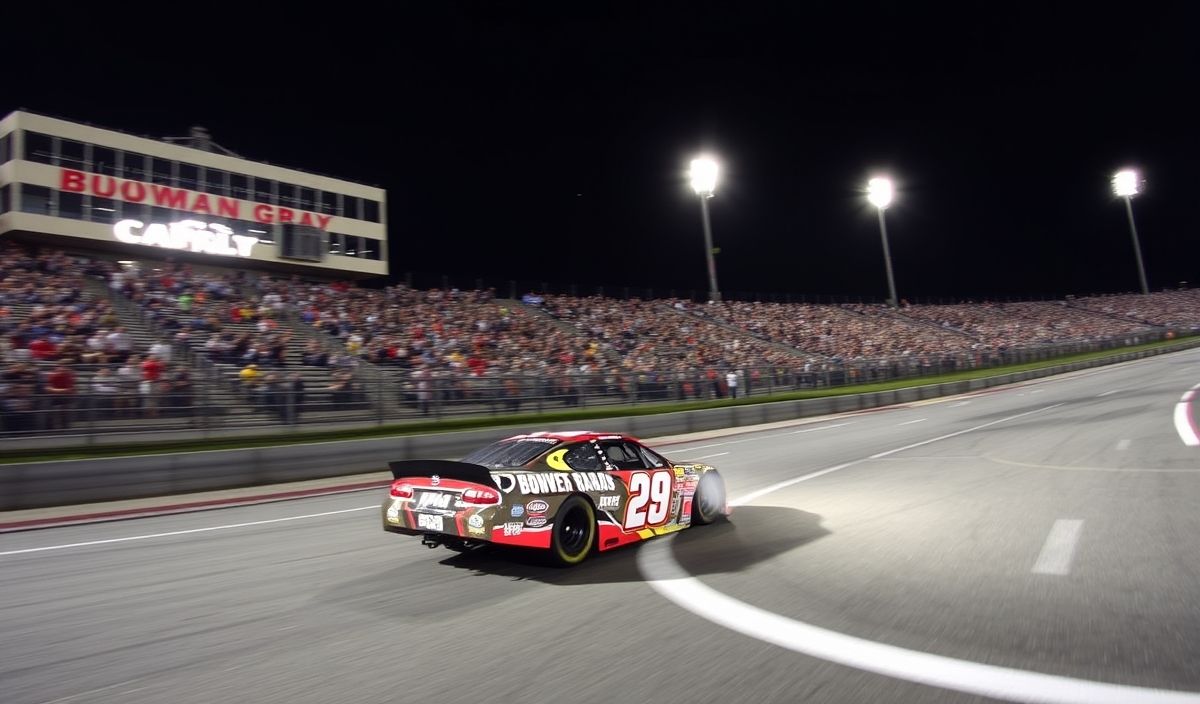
[0,345,1191,511]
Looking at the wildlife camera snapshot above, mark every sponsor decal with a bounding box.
[526,499,550,515]
[518,437,559,444]
[525,516,548,528]
[515,472,617,495]
[598,495,621,510]
[467,523,486,537]
[493,473,517,493]
[416,492,452,510]
[502,522,523,537]
[60,168,334,229]
[416,514,444,532]
[467,514,484,529]
[510,505,525,518]
[430,474,441,486]
[386,505,400,522]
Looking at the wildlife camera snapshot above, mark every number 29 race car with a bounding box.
[381,431,728,566]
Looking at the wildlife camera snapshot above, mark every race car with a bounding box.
[381,431,728,566]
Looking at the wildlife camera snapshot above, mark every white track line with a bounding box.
[637,402,1200,703]
[681,452,730,461]
[732,404,1063,507]
[1031,520,1084,575]
[639,539,1199,704]
[898,418,927,426]
[0,506,376,557]
[1096,389,1120,397]
[788,422,852,435]
[1173,384,1200,447]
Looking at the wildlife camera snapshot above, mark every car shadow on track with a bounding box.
[319,507,828,621]
[436,505,829,586]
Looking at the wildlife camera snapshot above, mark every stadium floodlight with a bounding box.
[690,157,719,197]
[867,176,894,209]
[1112,168,1149,294]
[689,156,722,302]
[1112,169,1140,198]
[867,175,899,307]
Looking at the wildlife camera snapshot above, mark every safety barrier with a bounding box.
[0,343,1193,511]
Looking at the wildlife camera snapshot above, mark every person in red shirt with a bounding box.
[140,355,165,418]
[45,362,76,429]
[28,337,57,361]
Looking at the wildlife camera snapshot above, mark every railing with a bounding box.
[1,329,1190,440]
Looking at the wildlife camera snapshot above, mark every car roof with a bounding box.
[501,430,642,444]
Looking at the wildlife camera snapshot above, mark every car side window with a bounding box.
[600,441,648,470]
[636,445,667,468]
[563,442,603,471]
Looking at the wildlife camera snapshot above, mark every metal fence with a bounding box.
[0,330,1186,441]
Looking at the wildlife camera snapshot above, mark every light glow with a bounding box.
[690,157,719,196]
[867,177,893,209]
[1112,169,1140,197]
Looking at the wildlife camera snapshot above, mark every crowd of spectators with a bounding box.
[893,300,1155,348]
[1071,291,1200,330]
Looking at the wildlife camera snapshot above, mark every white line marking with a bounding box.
[639,538,1200,704]
[1174,395,1200,447]
[681,452,729,461]
[1096,389,1120,397]
[1184,391,1196,402]
[1116,439,1131,451]
[668,441,732,453]
[898,418,928,426]
[1031,519,1084,576]
[731,404,1065,507]
[949,401,971,407]
[0,506,376,557]
[788,422,852,434]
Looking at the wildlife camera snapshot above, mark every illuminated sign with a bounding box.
[113,219,258,257]
[60,169,334,230]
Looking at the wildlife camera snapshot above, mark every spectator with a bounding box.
[45,362,76,429]
[140,354,165,418]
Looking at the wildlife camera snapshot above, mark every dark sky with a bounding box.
[6,3,1199,302]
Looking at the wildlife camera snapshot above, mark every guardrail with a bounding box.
[1,342,1190,511]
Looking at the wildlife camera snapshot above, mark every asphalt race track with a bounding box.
[5,350,1200,704]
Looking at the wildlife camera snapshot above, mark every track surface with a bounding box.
[4,351,1200,703]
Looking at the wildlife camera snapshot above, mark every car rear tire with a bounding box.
[692,471,726,525]
[549,495,596,566]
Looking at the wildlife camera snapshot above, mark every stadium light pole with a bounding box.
[1112,169,1149,295]
[689,156,721,302]
[867,176,899,307]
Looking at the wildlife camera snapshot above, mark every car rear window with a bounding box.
[461,440,555,468]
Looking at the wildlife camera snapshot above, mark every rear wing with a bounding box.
[387,460,499,489]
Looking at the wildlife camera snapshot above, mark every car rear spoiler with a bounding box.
[387,460,499,489]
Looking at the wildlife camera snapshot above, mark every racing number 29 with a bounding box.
[623,471,672,530]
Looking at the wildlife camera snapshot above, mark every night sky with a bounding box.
[5,3,1198,302]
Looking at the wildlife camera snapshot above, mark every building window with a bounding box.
[0,133,11,165]
[328,232,343,255]
[93,146,119,176]
[123,152,148,181]
[362,238,380,260]
[319,191,337,215]
[59,191,84,219]
[363,199,380,223]
[0,185,10,213]
[230,173,249,200]
[253,177,273,204]
[60,139,86,170]
[152,158,173,185]
[89,197,117,224]
[247,224,274,244]
[277,183,297,208]
[299,188,316,211]
[150,206,175,223]
[20,185,52,214]
[343,235,361,256]
[178,163,198,190]
[342,195,360,220]
[23,132,54,165]
[120,200,147,222]
[203,168,228,195]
